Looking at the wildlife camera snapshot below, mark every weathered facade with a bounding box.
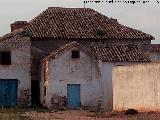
[0,35,31,106]
[113,63,160,111]
[41,42,103,109]
[0,7,154,108]
[101,62,135,111]
[39,42,149,110]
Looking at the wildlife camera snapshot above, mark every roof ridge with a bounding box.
[0,7,155,40]
[23,7,154,39]
[47,7,93,10]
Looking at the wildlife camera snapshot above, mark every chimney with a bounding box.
[10,21,28,32]
[110,18,118,23]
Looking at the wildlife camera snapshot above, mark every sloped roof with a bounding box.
[143,44,160,54]
[1,7,154,40]
[150,44,160,53]
[0,29,24,41]
[94,45,149,62]
[42,41,149,62]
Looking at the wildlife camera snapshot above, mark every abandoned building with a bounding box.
[40,41,150,110]
[0,7,154,110]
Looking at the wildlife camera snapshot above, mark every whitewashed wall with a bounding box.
[113,62,160,111]
[41,47,103,108]
[101,62,133,111]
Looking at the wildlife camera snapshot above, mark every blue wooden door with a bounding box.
[67,84,80,108]
[0,80,5,106]
[0,79,17,107]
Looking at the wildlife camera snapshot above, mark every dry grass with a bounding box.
[1,108,160,120]
[0,108,32,120]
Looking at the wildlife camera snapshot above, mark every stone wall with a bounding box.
[0,35,31,107]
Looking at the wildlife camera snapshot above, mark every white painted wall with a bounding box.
[41,47,103,108]
[101,62,136,111]
[40,44,140,111]
[101,62,114,111]
[112,62,160,111]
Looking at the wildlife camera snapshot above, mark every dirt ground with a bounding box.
[23,110,160,120]
[1,108,160,120]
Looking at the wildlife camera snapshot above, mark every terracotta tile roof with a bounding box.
[1,7,154,40]
[25,7,154,39]
[42,41,149,62]
[94,45,149,62]
[143,44,160,53]
[0,29,24,41]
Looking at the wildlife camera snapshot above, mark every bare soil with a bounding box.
[23,110,160,120]
[1,108,160,120]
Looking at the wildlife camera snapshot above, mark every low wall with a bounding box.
[113,62,160,111]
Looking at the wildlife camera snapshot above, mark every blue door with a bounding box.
[67,84,80,108]
[0,80,5,106]
[0,79,17,107]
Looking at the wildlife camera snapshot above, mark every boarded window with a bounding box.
[71,50,80,59]
[0,51,11,65]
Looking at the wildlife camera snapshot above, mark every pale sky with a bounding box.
[0,0,160,43]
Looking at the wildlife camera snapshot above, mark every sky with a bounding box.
[0,0,159,43]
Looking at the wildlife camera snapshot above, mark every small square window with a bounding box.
[0,51,11,65]
[71,50,80,59]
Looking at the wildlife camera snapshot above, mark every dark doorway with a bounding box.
[31,59,40,106]
[31,80,40,106]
